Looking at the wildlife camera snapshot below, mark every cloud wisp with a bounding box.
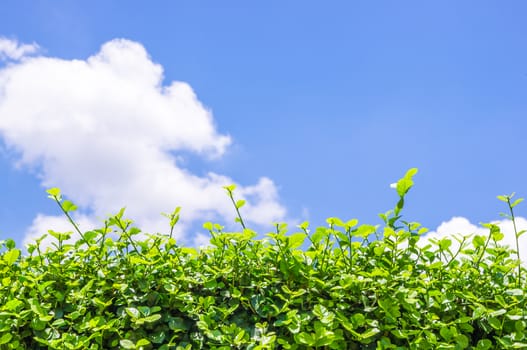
[0,37,286,248]
[0,37,40,61]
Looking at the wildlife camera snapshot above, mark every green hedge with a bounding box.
[0,169,526,349]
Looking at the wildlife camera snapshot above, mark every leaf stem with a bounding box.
[51,195,91,248]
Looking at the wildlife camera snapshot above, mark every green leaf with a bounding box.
[438,238,452,250]
[298,221,310,231]
[223,184,236,192]
[488,317,502,330]
[125,307,140,319]
[92,297,112,309]
[355,224,376,239]
[4,299,23,311]
[120,339,136,349]
[48,230,72,241]
[83,230,98,241]
[326,217,345,227]
[151,330,166,344]
[0,333,12,345]
[490,309,507,317]
[137,306,150,316]
[51,318,67,327]
[235,199,246,209]
[234,329,245,343]
[476,339,492,350]
[46,187,61,199]
[311,227,327,243]
[472,235,486,248]
[391,329,408,339]
[143,314,162,323]
[316,337,334,347]
[136,338,151,347]
[491,230,504,241]
[5,238,15,249]
[62,200,78,212]
[352,313,366,327]
[395,168,419,197]
[455,334,469,347]
[440,327,452,341]
[361,327,380,339]
[497,195,508,203]
[3,248,20,265]
[505,289,524,296]
[511,198,524,208]
[296,332,315,346]
[373,246,385,256]
[455,317,473,324]
[313,304,335,325]
[162,207,181,226]
[168,317,188,332]
[288,233,306,249]
[346,218,359,228]
[30,318,47,331]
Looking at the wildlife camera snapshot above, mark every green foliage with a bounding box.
[1,169,526,349]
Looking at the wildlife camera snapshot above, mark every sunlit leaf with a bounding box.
[3,248,20,266]
[288,233,306,249]
[46,187,61,199]
[511,198,524,208]
[119,339,136,349]
[0,333,13,345]
[143,314,161,323]
[223,184,236,192]
[125,307,140,319]
[62,200,78,212]
[235,199,246,209]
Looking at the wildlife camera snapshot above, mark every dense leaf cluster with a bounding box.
[0,169,526,349]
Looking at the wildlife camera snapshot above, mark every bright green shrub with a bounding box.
[0,169,526,349]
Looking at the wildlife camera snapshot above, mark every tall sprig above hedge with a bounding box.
[497,193,525,286]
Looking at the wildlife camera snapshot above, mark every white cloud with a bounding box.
[192,232,212,249]
[0,38,287,247]
[0,37,40,61]
[421,216,527,265]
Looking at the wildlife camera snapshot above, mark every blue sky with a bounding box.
[1,1,527,253]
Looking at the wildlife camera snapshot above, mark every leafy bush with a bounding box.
[0,169,526,349]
